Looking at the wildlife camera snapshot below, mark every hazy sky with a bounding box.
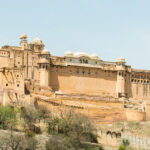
[0,0,150,69]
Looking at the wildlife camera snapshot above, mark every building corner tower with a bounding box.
[116,57,127,98]
[39,49,50,87]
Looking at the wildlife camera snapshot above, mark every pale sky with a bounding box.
[0,0,150,69]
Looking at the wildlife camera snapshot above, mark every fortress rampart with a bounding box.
[0,34,150,107]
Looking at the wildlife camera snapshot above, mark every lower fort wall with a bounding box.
[34,96,146,123]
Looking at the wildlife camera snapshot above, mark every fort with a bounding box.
[0,34,150,123]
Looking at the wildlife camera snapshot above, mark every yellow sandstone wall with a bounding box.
[50,66,117,96]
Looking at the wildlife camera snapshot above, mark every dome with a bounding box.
[33,37,41,42]
[64,51,74,57]
[39,58,49,64]
[90,54,99,59]
[117,57,126,63]
[30,37,44,45]
[41,49,50,55]
[74,52,90,58]
[20,34,27,39]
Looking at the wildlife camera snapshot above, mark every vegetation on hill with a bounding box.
[0,105,103,150]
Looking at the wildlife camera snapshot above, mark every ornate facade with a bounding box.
[0,34,150,105]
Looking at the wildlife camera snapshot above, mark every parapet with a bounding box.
[64,51,101,60]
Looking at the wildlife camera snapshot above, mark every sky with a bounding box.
[0,0,150,69]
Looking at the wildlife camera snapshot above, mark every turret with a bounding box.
[39,49,50,87]
[29,37,44,53]
[116,57,126,98]
[20,34,28,49]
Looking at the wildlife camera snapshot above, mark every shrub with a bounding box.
[0,105,17,130]
[118,144,126,150]
[118,139,130,150]
[47,110,98,145]
[25,129,35,137]
[45,135,76,150]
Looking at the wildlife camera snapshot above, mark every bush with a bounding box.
[45,135,76,150]
[47,110,99,149]
[0,105,17,130]
[0,132,37,150]
[118,144,126,150]
[118,139,131,150]
[25,129,35,137]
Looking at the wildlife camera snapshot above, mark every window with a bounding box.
[70,59,72,62]
[76,70,79,74]
[17,84,19,87]
[82,71,85,75]
[85,60,88,64]
[18,62,20,64]
[6,83,8,86]
[17,75,19,77]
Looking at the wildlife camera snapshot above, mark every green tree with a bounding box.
[0,105,17,130]
[47,110,99,149]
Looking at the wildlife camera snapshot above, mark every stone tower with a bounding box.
[20,34,28,49]
[116,57,126,98]
[39,49,50,87]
